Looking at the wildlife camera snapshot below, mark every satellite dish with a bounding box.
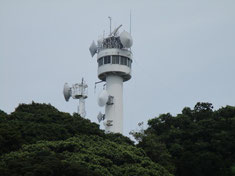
[89,41,97,57]
[120,30,133,48]
[97,112,104,123]
[63,83,71,101]
[98,90,109,107]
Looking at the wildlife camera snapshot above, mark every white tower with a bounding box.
[89,24,133,134]
[63,78,88,117]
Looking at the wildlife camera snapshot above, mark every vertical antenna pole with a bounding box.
[81,78,84,94]
[108,16,112,35]
[130,10,132,34]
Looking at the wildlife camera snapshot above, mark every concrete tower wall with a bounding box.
[105,75,123,133]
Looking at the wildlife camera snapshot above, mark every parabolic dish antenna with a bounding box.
[89,40,98,57]
[98,90,109,107]
[97,112,104,123]
[63,83,71,101]
[120,30,133,48]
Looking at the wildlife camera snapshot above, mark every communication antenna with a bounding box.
[130,10,132,34]
[89,19,134,134]
[63,78,88,117]
[108,16,112,35]
[109,24,122,36]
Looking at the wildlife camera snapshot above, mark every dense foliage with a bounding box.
[134,103,235,176]
[0,135,171,176]
[0,102,103,155]
[0,102,171,176]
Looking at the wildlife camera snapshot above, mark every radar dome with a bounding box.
[98,90,109,107]
[120,31,133,48]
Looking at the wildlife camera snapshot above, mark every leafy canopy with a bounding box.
[134,102,235,176]
[0,102,172,176]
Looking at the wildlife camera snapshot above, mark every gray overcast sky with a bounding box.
[1,0,235,136]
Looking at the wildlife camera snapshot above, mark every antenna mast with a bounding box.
[130,10,132,34]
[108,16,112,35]
[89,18,134,134]
[63,78,88,118]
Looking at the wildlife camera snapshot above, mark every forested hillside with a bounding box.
[1,102,234,176]
[132,103,235,176]
[0,102,171,176]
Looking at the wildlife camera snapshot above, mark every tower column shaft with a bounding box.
[79,98,86,118]
[105,75,123,133]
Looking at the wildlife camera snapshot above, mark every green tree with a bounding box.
[133,102,235,176]
[0,102,172,176]
[0,135,172,176]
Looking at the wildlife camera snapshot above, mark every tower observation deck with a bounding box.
[90,23,133,134]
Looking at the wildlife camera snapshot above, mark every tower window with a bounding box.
[127,58,132,68]
[120,56,125,65]
[99,55,131,67]
[112,55,119,64]
[124,57,127,65]
[98,57,103,66]
[104,56,111,64]
[120,56,127,65]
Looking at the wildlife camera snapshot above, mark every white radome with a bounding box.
[120,31,133,48]
[98,90,109,107]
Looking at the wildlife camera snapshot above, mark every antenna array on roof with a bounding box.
[63,78,88,117]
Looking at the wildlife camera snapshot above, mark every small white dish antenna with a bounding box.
[89,40,97,57]
[98,90,109,107]
[63,83,71,101]
[97,112,105,123]
[120,30,133,48]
